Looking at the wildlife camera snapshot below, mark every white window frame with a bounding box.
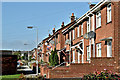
[87,19,90,33]
[77,26,79,37]
[81,23,83,35]
[107,3,111,23]
[78,52,80,63]
[72,50,75,63]
[96,43,101,57]
[87,46,90,60]
[73,29,75,40]
[107,40,112,57]
[96,11,101,28]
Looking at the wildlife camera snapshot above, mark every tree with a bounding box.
[49,48,59,66]
[21,56,25,60]
[13,51,21,60]
[54,48,59,66]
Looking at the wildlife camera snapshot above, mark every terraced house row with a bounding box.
[32,0,120,78]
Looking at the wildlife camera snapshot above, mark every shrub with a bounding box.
[83,69,120,80]
[49,48,59,66]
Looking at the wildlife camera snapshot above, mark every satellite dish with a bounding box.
[65,39,71,45]
[84,33,89,39]
[45,42,48,45]
[50,40,54,45]
[88,31,96,39]
[84,31,96,39]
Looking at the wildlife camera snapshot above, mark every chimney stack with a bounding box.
[71,13,75,22]
[61,22,64,28]
[53,28,55,34]
[49,34,51,37]
[89,4,96,9]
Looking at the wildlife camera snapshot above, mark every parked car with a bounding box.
[17,62,20,67]
[17,65,33,74]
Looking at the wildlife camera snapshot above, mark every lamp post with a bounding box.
[27,26,39,75]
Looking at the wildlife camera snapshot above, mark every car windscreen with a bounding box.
[17,67,28,69]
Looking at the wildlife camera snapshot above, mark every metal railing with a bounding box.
[52,61,76,70]
[52,62,66,70]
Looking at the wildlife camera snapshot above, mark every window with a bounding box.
[56,35,58,44]
[87,46,90,60]
[59,35,60,43]
[42,54,44,61]
[78,52,80,63]
[96,43,101,57]
[68,33,69,39]
[87,19,90,33]
[69,31,71,40]
[64,34,66,41]
[77,26,79,37]
[96,11,101,28]
[81,23,83,35]
[73,29,75,40]
[107,3,111,23]
[107,40,112,57]
[72,50,75,63]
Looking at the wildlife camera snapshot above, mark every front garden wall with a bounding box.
[41,57,115,78]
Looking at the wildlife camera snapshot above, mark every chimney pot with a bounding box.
[49,34,51,37]
[89,4,96,9]
[72,13,74,16]
[62,22,64,25]
[53,28,55,34]
[53,28,55,31]
[61,22,64,27]
[71,13,75,22]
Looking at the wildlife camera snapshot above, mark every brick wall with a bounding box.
[1,55,17,75]
[43,57,115,78]
[113,2,120,73]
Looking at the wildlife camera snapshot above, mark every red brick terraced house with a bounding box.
[39,13,76,64]
[38,0,120,78]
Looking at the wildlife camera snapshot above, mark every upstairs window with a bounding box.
[96,11,101,28]
[87,46,90,60]
[64,34,66,41]
[68,33,69,39]
[56,35,58,44]
[73,29,75,40]
[77,25,79,37]
[87,19,90,33]
[81,23,83,35]
[107,3,111,23]
[96,43,101,57]
[59,35,60,43]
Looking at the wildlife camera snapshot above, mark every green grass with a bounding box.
[0,74,21,79]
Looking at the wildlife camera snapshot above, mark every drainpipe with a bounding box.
[93,14,95,57]
[89,16,91,63]
[81,39,84,63]
[69,31,72,63]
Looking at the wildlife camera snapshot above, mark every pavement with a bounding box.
[24,73,41,78]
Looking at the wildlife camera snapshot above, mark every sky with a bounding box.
[2,2,99,51]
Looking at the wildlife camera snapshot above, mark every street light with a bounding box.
[27,26,39,75]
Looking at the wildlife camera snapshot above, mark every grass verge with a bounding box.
[0,74,21,79]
